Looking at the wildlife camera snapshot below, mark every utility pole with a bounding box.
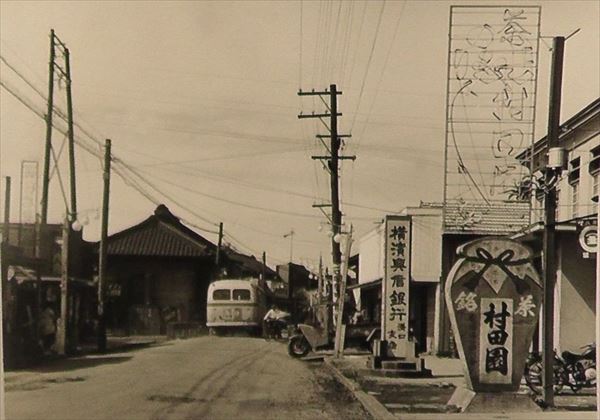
[215,222,223,266]
[56,214,69,355]
[298,84,354,319]
[542,36,565,408]
[334,226,353,358]
[64,47,77,219]
[98,139,111,352]
[318,254,323,299]
[41,29,56,226]
[283,229,295,263]
[3,176,10,243]
[41,30,77,224]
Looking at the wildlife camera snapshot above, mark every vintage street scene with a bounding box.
[0,1,599,419]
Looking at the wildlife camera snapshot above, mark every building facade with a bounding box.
[355,205,442,354]
[517,98,600,353]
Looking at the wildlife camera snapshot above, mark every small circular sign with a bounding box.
[579,226,598,253]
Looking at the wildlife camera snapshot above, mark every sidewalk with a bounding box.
[325,354,598,419]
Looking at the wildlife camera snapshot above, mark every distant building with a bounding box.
[276,262,314,321]
[99,204,276,336]
[100,205,217,335]
[1,222,95,366]
[353,199,531,355]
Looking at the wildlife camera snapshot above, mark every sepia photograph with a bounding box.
[1,1,599,419]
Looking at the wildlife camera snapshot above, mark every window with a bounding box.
[535,188,544,222]
[232,289,251,301]
[568,157,580,184]
[213,289,230,300]
[590,146,600,199]
[567,157,580,219]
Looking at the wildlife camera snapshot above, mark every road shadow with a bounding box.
[14,355,133,373]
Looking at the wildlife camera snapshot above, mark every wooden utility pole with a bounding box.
[261,251,266,281]
[318,254,323,299]
[298,84,354,319]
[283,229,295,263]
[215,222,223,267]
[329,85,342,288]
[542,36,565,407]
[64,47,77,219]
[3,176,10,243]
[40,29,56,226]
[98,139,111,352]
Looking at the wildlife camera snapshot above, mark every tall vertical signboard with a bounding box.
[382,216,410,358]
[443,6,541,232]
[445,237,542,395]
[19,161,39,224]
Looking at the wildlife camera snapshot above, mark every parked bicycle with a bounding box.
[524,342,596,394]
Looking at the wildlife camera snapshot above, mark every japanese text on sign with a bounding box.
[479,298,513,384]
[383,217,410,357]
[443,6,541,231]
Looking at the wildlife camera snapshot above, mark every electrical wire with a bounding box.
[349,1,386,133]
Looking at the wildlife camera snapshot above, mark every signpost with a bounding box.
[445,237,542,411]
[382,216,411,358]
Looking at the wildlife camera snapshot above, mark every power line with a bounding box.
[349,1,386,133]
[0,78,221,234]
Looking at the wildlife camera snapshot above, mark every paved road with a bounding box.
[5,336,368,420]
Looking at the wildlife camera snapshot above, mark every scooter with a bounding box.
[287,318,379,358]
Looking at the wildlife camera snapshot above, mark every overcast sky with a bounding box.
[1,0,599,269]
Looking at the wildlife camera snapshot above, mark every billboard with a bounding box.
[443,6,541,232]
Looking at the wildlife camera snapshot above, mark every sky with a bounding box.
[1,0,599,270]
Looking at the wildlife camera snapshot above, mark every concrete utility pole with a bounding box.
[98,139,111,352]
[596,195,599,412]
[56,214,70,355]
[542,36,565,408]
[334,226,353,359]
[298,84,355,315]
[0,232,5,420]
[40,29,56,226]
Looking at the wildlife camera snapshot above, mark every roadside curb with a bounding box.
[323,357,395,420]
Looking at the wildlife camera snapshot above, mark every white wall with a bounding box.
[410,213,443,282]
[358,224,384,284]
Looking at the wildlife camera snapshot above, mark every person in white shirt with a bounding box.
[263,306,290,339]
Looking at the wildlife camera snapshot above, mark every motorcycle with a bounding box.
[524,343,596,394]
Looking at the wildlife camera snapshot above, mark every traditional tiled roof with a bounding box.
[444,200,530,234]
[223,248,278,278]
[105,205,216,257]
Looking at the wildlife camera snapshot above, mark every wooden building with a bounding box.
[102,205,218,335]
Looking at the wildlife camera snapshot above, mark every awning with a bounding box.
[7,265,95,287]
